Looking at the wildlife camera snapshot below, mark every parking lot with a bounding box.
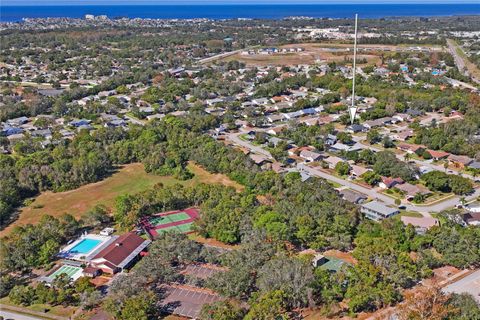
[160,285,223,318]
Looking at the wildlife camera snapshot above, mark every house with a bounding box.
[329,142,364,153]
[1,126,23,136]
[398,143,425,154]
[88,232,151,275]
[468,161,480,170]
[361,201,400,221]
[252,98,270,106]
[460,212,480,226]
[447,154,473,169]
[324,156,343,169]
[350,164,370,178]
[325,134,337,146]
[392,129,414,141]
[250,154,271,166]
[7,116,29,126]
[69,119,91,127]
[299,150,323,162]
[379,176,404,189]
[401,216,439,234]
[406,108,423,117]
[339,189,367,204]
[396,182,430,200]
[346,124,367,133]
[267,114,285,123]
[426,150,450,160]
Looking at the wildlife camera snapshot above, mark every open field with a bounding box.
[1,162,243,237]
[222,43,423,67]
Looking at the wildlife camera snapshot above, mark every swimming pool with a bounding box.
[69,238,101,254]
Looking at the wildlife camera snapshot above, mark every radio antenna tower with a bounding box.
[349,14,359,125]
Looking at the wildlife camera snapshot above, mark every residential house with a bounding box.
[267,114,285,123]
[401,216,440,234]
[379,176,404,189]
[447,154,473,169]
[392,129,414,142]
[426,150,450,160]
[468,161,480,170]
[398,143,425,154]
[324,156,343,169]
[346,124,367,134]
[7,116,29,126]
[350,164,370,178]
[299,150,323,162]
[250,154,271,166]
[361,201,400,221]
[460,212,480,226]
[396,182,430,200]
[69,119,92,127]
[339,189,367,204]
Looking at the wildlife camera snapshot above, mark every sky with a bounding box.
[3,0,479,5]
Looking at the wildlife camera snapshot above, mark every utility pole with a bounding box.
[349,14,359,125]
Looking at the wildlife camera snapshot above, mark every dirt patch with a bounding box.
[323,249,357,265]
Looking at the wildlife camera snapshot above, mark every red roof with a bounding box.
[92,232,147,267]
[427,150,450,159]
[381,176,404,188]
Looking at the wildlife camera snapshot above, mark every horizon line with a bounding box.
[4,1,480,6]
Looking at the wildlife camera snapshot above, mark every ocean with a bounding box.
[1,4,479,22]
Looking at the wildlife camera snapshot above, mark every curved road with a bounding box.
[227,132,478,217]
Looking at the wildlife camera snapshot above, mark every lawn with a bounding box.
[1,162,243,237]
[0,296,77,319]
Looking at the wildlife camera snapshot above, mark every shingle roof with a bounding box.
[92,233,150,269]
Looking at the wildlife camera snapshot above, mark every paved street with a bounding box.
[447,38,480,85]
[228,132,273,158]
[227,132,480,216]
[0,310,42,320]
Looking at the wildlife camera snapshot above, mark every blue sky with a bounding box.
[4,0,479,5]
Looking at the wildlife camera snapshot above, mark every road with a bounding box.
[447,39,480,85]
[198,48,246,64]
[227,132,273,158]
[227,132,480,216]
[0,310,42,320]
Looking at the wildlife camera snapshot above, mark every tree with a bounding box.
[199,300,245,320]
[396,285,457,320]
[335,161,351,176]
[80,290,103,311]
[448,293,480,320]
[367,129,381,145]
[245,290,289,320]
[362,171,381,186]
[337,132,353,144]
[256,257,314,308]
[8,285,35,306]
[81,204,111,228]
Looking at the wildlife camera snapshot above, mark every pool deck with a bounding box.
[59,234,118,261]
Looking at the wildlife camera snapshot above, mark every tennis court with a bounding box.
[150,212,191,227]
[141,208,200,239]
[46,265,83,283]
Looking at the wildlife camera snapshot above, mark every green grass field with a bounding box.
[1,162,243,237]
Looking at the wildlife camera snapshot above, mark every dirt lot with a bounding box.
[1,162,243,237]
